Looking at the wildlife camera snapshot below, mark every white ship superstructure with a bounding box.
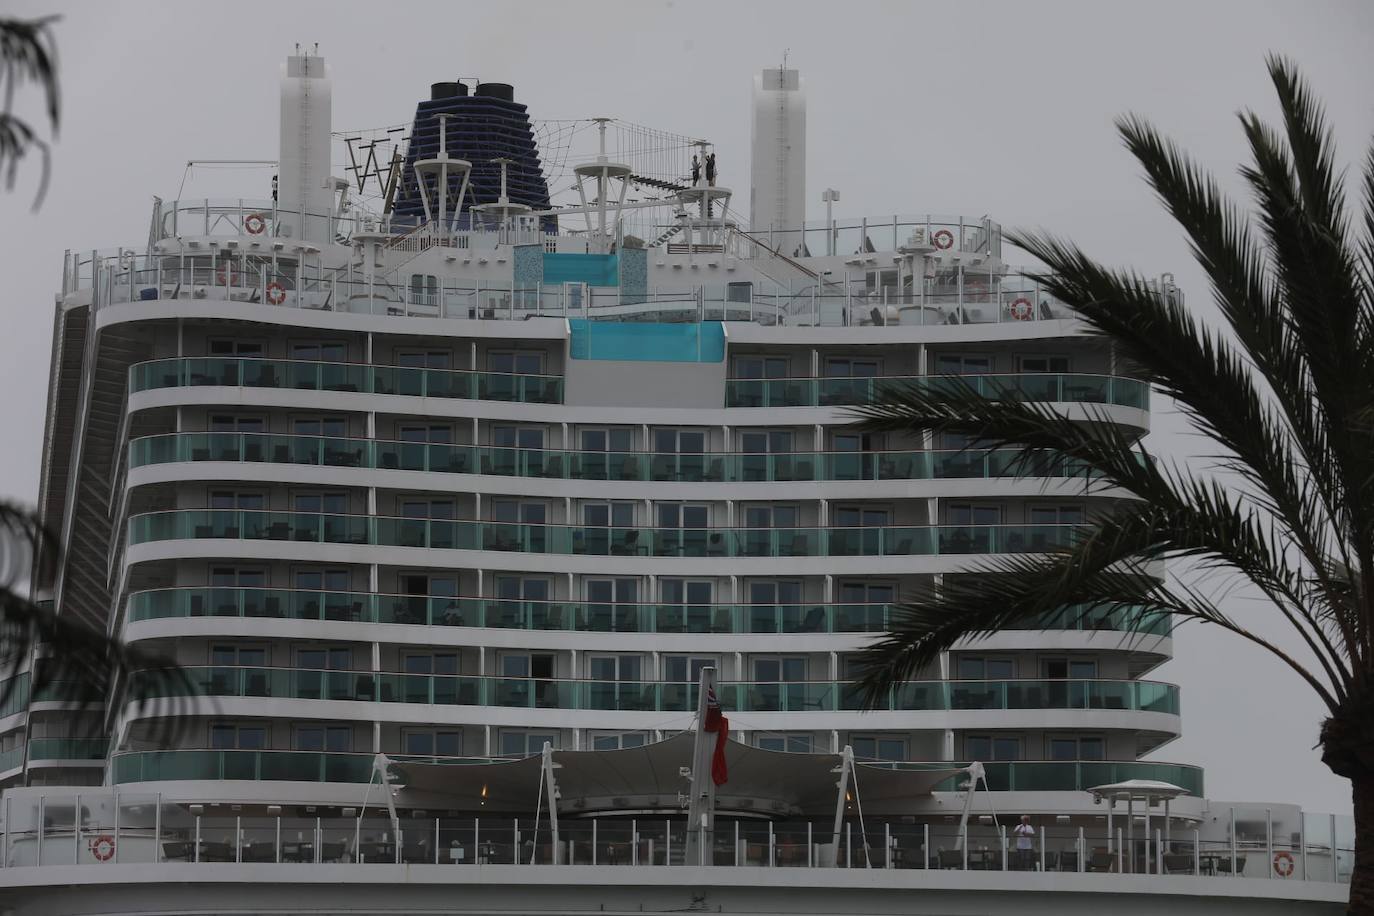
[0,50,1351,915]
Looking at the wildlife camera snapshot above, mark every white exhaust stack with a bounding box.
[278,46,332,244]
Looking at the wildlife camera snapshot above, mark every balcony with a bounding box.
[127,510,1091,559]
[108,749,1199,794]
[126,588,1174,638]
[726,373,1149,410]
[129,433,1114,485]
[26,738,110,762]
[128,357,564,405]
[129,667,1179,716]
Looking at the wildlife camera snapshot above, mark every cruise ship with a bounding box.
[0,49,1352,914]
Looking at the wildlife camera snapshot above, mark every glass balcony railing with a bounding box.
[26,738,110,761]
[726,373,1149,410]
[127,510,1087,559]
[130,667,1180,716]
[109,749,1200,796]
[129,433,1107,484]
[881,760,1203,796]
[112,748,377,785]
[128,357,564,405]
[126,588,1174,638]
[0,746,23,773]
[0,672,29,719]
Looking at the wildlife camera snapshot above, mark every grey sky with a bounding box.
[1,0,1370,814]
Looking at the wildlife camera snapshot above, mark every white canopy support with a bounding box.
[954,761,994,852]
[826,746,856,867]
[539,741,561,864]
[359,753,400,841]
[683,666,719,866]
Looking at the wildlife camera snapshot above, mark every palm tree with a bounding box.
[0,15,59,209]
[848,56,1374,912]
[0,16,192,739]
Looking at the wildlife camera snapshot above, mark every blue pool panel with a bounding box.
[569,321,725,363]
[543,253,619,287]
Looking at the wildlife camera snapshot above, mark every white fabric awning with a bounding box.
[383,735,968,817]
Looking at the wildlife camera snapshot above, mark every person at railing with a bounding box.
[691,155,701,185]
[1014,815,1036,870]
[705,153,717,187]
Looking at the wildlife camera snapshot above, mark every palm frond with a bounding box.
[0,15,58,209]
[0,500,195,743]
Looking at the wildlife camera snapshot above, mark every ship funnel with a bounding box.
[278,47,333,244]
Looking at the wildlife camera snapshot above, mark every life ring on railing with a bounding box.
[216,265,233,286]
[244,212,267,235]
[932,229,955,250]
[1010,297,1034,320]
[266,281,287,305]
[89,834,115,862]
[1273,850,1295,877]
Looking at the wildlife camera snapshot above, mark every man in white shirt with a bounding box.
[1014,814,1036,870]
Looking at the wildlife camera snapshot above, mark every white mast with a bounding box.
[572,118,632,254]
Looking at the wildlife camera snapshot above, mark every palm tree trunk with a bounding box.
[1351,774,1374,915]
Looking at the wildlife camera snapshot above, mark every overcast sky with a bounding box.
[1,0,1370,814]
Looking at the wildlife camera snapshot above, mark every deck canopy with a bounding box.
[382,734,969,817]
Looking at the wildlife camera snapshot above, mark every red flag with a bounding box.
[703,686,728,785]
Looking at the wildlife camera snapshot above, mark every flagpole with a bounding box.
[684,666,721,866]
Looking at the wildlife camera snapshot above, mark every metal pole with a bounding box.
[74,793,81,864]
[923,823,929,869]
[1039,826,1046,872]
[113,796,120,864]
[1300,813,1307,881]
[884,823,891,870]
[1078,827,1085,873]
[1194,828,1200,876]
[1332,812,1338,882]
[153,795,161,865]
[277,817,282,864]
[194,815,201,863]
[1266,808,1273,879]
[1230,807,1237,876]
[808,822,814,867]
[1156,829,1163,875]
[592,818,597,865]
[236,815,242,863]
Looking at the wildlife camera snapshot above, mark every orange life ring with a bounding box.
[266,281,287,305]
[1010,297,1034,320]
[932,229,955,250]
[216,265,233,286]
[244,213,267,235]
[89,834,115,861]
[1273,850,1294,877]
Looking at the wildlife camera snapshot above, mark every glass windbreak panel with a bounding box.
[748,580,803,633]
[934,355,991,375]
[851,737,906,762]
[658,579,713,633]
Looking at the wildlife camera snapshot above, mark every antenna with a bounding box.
[782,49,789,71]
